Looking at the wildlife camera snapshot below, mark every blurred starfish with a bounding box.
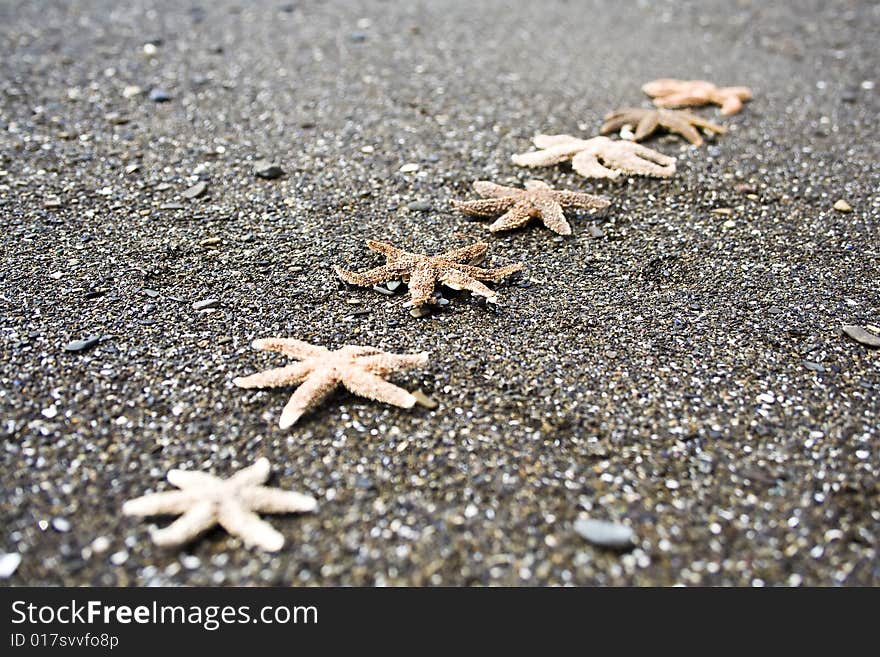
[335,240,522,308]
[122,458,316,552]
[234,338,429,428]
[452,180,610,235]
[642,79,752,116]
[601,107,725,146]
[512,135,675,180]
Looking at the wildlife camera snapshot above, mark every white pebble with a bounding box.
[180,555,201,570]
[51,517,71,532]
[91,536,111,554]
[110,550,129,565]
[0,553,22,578]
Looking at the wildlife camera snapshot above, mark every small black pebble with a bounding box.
[253,160,284,179]
[148,88,171,103]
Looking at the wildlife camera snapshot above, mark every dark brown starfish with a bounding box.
[335,240,522,309]
[600,107,725,146]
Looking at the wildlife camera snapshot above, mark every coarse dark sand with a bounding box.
[1,0,878,586]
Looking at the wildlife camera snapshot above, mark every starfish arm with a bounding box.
[488,202,533,233]
[532,134,580,149]
[341,369,417,408]
[642,79,686,97]
[626,142,677,174]
[339,345,385,358]
[512,142,583,168]
[654,93,706,107]
[679,111,726,133]
[278,369,338,428]
[365,240,406,258]
[600,110,639,135]
[719,94,743,116]
[226,457,271,489]
[523,180,551,192]
[166,469,223,490]
[240,486,318,514]
[439,269,499,302]
[406,262,438,307]
[595,141,676,178]
[472,180,519,198]
[531,198,572,236]
[650,92,711,108]
[549,190,610,210]
[571,149,619,179]
[722,86,753,101]
[217,501,285,552]
[661,115,703,146]
[122,490,198,517]
[334,264,395,287]
[438,242,488,263]
[232,362,313,389]
[456,262,523,281]
[149,501,217,547]
[452,197,515,217]
[356,351,429,376]
[646,80,716,100]
[634,111,661,140]
[250,338,327,359]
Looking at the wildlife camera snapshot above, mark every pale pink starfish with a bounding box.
[122,458,316,551]
[452,180,610,235]
[642,78,753,116]
[234,338,429,428]
[512,134,676,180]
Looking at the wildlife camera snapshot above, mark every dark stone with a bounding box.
[148,88,171,103]
[253,160,284,179]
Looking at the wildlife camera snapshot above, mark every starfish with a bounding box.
[122,458,316,552]
[234,338,429,428]
[512,134,676,180]
[335,240,522,308]
[642,79,753,116]
[600,107,725,146]
[452,180,610,236]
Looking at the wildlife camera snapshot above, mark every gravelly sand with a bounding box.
[1,0,877,586]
